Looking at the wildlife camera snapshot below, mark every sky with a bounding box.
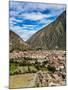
[9,1,66,41]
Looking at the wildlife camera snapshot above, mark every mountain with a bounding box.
[9,30,30,52]
[27,11,66,50]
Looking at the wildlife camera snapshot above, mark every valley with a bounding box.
[9,50,66,88]
[9,10,66,88]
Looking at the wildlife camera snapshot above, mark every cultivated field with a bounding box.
[10,73,37,88]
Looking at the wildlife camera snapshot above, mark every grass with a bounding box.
[18,66,28,73]
[10,63,37,75]
[10,63,18,75]
[10,61,49,75]
[29,66,38,73]
[41,67,48,71]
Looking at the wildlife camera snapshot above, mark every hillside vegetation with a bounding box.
[27,11,66,50]
[9,31,31,52]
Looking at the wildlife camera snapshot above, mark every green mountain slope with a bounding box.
[27,11,66,50]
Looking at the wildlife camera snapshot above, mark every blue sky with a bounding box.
[9,1,66,41]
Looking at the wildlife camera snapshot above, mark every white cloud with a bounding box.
[39,19,54,26]
[10,2,66,41]
[19,30,37,41]
[21,12,51,20]
[10,1,66,12]
[10,11,18,17]
[15,19,23,22]
[10,1,66,21]
[10,26,37,41]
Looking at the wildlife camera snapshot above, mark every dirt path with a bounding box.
[28,73,37,87]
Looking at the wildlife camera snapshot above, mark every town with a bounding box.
[10,50,66,87]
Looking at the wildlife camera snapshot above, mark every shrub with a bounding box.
[47,65,56,73]
[42,61,48,66]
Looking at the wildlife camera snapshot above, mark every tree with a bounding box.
[47,65,56,73]
[42,61,48,66]
[35,60,40,70]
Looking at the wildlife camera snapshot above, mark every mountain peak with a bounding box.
[27,11,66,50]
